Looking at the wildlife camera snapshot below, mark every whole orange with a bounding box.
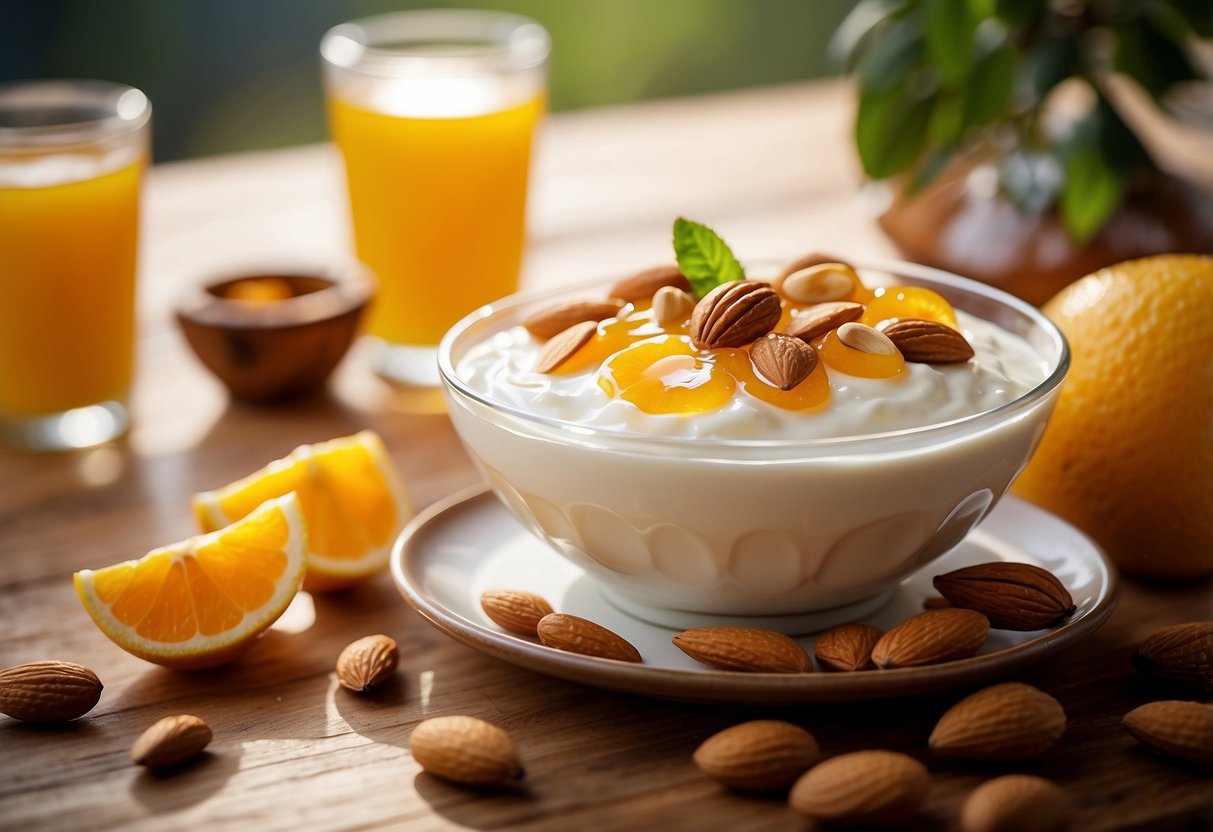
[1013,254,1213,578]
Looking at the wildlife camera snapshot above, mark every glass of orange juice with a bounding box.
[0,81,150,451]
[322,10,550,387]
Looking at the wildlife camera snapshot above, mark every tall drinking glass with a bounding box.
[0,81,150,451]
[322,10,550,387]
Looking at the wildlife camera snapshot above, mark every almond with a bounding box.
[923,596,953,610]
[836,321,899,355]
[523,299,622,340]
[961,775,1073,832]
[480,590,554,637]
[750,332,819,390]
[673,627,812,673]
[883,318,975,363]
[871,609,989,668]
[784,301,864,342]
[930,683,1066,761]
[788,750,929,824]
[0,661,102,723]
[693,720,820,791]
[689,281,782,349]
[608,265,692,301]
[410,715,524,785]
[933,562,1076,631]
[813,623,882,672]
[1123,700,1213,766]
[131,714,213,768]
[651,285,695,325]
[336,634,399,693]
[779,263,859,304]
[536,613,642,663]
[1133,621,1213,693]
[777,251,841,281]
[534,320,598,373]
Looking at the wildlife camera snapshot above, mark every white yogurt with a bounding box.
[457,309,1048,441]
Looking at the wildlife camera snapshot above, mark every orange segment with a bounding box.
[861,286,958,329]
[192,431,410,591]
[819,330,906,379]
[74,494,306,669]
[599,336,735,414]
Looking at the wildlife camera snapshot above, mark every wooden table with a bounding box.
[1,80,1209,831]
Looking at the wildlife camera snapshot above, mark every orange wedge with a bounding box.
[74,493,307,669]
[191,431,410,591]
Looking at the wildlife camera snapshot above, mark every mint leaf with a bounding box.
[673,218,745,298]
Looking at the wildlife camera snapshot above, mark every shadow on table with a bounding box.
[412,771,536,830]
[130,746,242,813]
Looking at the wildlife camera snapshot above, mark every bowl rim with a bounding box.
[437,258,1070,454]
[175,263,374,330]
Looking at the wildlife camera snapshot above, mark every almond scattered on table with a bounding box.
[960,774,1073,832]
[1132,621,1213,693]
[480,590,554,638]
[932,562,1075,631]
[130,714,213,769]
[930,683,1066,761]
[1122,700,1213,767]
[693,720,820,791]
[0,661,103,724]
[813,623,882,672]
[536,613,642,663]
[673,627,813,673]
[788,749,929,825]
[870,608,989,669]
[335,634,399,693]
[410,715,524,785]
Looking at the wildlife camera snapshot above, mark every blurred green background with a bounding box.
[2,0,852,162]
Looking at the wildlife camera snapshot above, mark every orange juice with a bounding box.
[328,92,544,346]
[0,159,141,416]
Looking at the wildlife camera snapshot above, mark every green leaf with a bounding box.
[1060,147,1127,243]
[830,0,910,71]
[672,218,745,298]
[925,0,976,86]
[906,145,956,194]
[993,0,1045,29]
[963,42,1015,127]
[1113,18,1200,100]
[858,17,923,93]
[1022,35,1081,102]
[929,91,965,145]
[856,84,933,179]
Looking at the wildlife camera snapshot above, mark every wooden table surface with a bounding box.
[1,80,1210,831]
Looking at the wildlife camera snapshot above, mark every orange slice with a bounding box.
[74,493,307,669]
[191,431,410,591]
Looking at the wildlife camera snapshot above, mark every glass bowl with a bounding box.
[437,260,1069,631]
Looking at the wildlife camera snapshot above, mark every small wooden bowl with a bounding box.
[176,266,373,403]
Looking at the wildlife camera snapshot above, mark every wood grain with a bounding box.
[1,80,1210,831]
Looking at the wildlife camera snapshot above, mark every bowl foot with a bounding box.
[598,586,896,635]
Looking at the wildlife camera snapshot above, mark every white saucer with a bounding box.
[391,486,1118,704]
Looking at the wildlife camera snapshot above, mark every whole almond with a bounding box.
[523,299,622,340]
[784,301,864,342]
[777,252,841,281]
[673,627,812,673]
[883,318,975,364]
[930,683,1066,761]
[789,749,929,824]
[836,321,899,355]
[336,634,399,693]
[534,320,598,373]
[410,715,524,785]
[608,265,692,301]
[131,714,213,768]
[871,609,989,669]
[480,590,554,637]
[813,623,882,672]
[933,562,1076,631]
[0,661,102,723]
[651,285,695,325]
[780,263,859,304]
[694,721,820,792]
[1123,700,1213,766]
[689,281,782,349]
[536,613,642,663]
[750,332,819,390]
[961,775,1073,832]
[1133,621,1213,693]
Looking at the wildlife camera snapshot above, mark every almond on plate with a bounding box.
[480,590,554,637]
[536,613,642,663]
[788,749,929,824]
[870,608,989,668]
[693,720,820,791]
[932,562,1076,631]
[930,683,1066,761]
[813,623,882,672]
[673,627,812,673]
